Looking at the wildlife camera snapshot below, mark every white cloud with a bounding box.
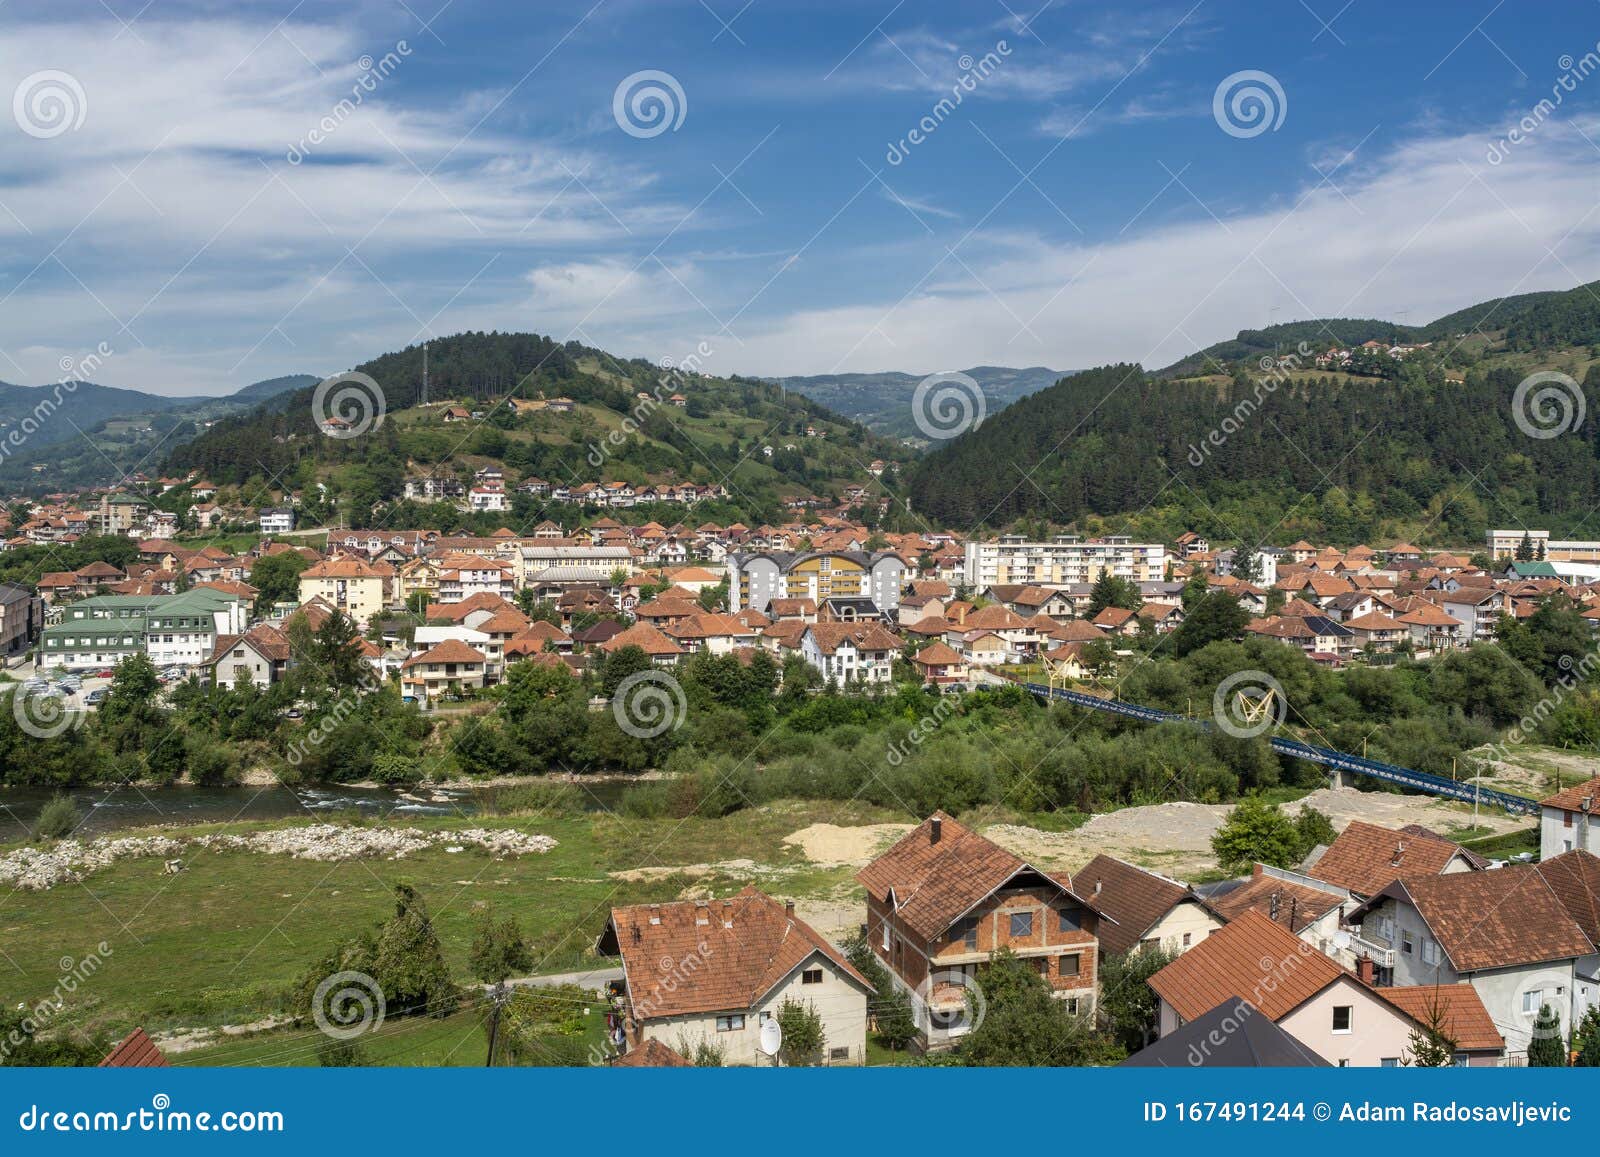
[713,121,1600,377]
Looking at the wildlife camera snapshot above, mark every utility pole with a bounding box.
[422,342,429,406]
[485,982,508,1067]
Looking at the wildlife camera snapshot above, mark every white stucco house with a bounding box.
[598,887,873,1066]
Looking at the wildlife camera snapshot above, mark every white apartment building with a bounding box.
[963,534,1168,589]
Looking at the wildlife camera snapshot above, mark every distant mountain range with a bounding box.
[768,365,1074,440]
[0,374,318,491]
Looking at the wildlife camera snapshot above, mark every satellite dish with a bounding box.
[758,1017,783,1057]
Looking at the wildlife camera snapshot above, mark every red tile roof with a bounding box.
[612,1038,693,1067]
[1308,820,1470,896]
[1539,774,1600,813]
[1073,855,1189,956]
[856,813,1086,941]
[607,887,869,1020]
[1365,868,1593,971]
[1374,985,1503,1053]
[99,1027,169,1068]
[1148,910,1344,1022]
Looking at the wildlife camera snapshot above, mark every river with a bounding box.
[0,779,635,844]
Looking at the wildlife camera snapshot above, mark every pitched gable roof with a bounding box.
[99,1027,169,1068]
[856,812,1088,941]
[1148,910,1344,1022]
[605,886,870,1020]
[1308,820,1470,897]
[1072,854,1189,956]
[1373,985,1503,1053]
[1360,868,1593,971]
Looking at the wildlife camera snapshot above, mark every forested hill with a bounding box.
[906,362,1600,544]
[1156,283,1599,378]
[162,331,909,528]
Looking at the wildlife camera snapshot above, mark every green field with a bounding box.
[0,801,890,1054]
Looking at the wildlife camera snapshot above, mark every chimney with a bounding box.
[784,899,796,921]
[1289,897,1299,930]
[648,904,661,925]
[1269,892,1281,921]
[930,816,942,844]
[1356,954,1375,985]
[1252,862,1265,877]
[722,899,733,928]
[1094,879,1102,895]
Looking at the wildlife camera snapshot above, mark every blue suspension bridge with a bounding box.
[1021,682,1540,817]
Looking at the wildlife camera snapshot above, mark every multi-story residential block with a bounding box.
[727,550,905,616]
[0,581,44,658]
[963,534,1168,589]
[858,813,1102,1049]
[297,556,395,626]
[39,589,250,671]
[258,507,295,534]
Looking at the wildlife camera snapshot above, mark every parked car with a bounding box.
[84,689,109,706]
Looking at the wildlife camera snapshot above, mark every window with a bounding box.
[1401,930,1414,955]
[1332,1006,1352,1033]
[1337,1059,1349,1068]
[1009,912,1033,937]
[715,1015,745,1032]
[951,916,978,949]
[1522,990,1543,1015]
[1453,1054,1469,1068]
[829,1047,850,1061]
[1058,953,1081,977]
[801,968,823,985]
[1181,932,1192,948]
[1380,1057,1400,1068]
[1065,997,1081,1014]
[1058,908,1081,933]
[1421,938,1439,966]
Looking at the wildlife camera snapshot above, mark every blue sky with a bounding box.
[2,0,1599,394]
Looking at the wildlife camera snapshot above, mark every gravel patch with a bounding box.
[0,824,556,891]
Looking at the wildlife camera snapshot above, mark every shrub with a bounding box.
[34,793,82,841]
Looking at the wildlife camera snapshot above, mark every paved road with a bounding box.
[499,965,623,993]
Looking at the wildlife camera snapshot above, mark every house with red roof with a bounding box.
[858,813,1103,1048]
[596,887,871,1066]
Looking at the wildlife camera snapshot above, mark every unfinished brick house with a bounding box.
[857,812,1102,1048]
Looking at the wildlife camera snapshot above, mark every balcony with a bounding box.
[1346,933,1394,970]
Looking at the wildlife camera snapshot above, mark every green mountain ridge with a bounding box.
[910,278,1600,544]
[161,331,912,530]
[768,365,1074,440]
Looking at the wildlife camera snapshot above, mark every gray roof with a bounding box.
[1120,1000,1330,1068]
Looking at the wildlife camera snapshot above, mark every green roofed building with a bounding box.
[41,590,250,672]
